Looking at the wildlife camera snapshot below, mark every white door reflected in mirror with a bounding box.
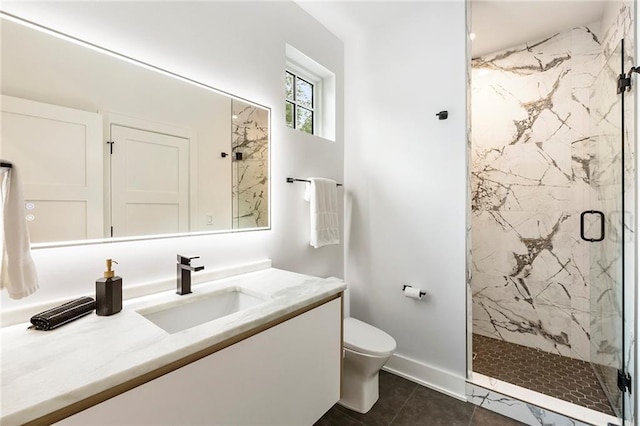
[110,126,189,238]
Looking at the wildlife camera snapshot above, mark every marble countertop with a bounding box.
[0,268,345,426]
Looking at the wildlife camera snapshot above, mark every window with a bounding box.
[285,44,335,141]
[285,69,316,135]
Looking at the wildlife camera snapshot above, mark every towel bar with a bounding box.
[1,161,13,169]
[286,177,342,187]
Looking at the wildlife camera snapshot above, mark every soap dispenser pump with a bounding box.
[96,259,122,316]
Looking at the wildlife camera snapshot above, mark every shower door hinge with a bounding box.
[107,140,114,154]
[110,226,114,237]
[617,73,632,94]
[617,369,632,393]
[618,66,640,94]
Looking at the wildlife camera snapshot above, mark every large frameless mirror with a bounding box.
[0,15,270,246]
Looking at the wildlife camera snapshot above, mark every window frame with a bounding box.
[285,60,322,136]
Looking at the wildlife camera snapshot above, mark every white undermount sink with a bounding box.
[139,287,270,334]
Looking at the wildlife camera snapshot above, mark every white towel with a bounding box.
[1,164,39,299]
[305,177,339,248]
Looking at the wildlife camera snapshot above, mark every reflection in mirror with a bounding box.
[0,16,270,245]
[232,100,269,229]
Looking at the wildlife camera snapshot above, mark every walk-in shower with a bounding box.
[468,1,635,424]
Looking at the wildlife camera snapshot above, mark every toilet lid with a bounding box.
[343,317,396,356]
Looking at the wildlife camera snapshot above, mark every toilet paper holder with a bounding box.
[402,285,426,297]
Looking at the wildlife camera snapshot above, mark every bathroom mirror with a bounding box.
[0,16,270,246]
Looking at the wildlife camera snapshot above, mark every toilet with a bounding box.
[339,317,397,413]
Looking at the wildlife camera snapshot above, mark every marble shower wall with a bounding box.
[231,100,269,229]
[470,23,603,362]
[469,1,635,422]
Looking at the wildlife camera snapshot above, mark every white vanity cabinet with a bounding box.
[58,298,342,425]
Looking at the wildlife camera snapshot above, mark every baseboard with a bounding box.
[382,353,466,401]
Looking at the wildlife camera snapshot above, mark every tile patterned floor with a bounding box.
[472,334,615,416]
[314,371,525,426]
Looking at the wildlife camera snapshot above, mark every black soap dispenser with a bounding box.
[96,259,122,316]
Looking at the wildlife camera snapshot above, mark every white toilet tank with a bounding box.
[343,317,396,356]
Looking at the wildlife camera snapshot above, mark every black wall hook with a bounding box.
[436,111,448,120]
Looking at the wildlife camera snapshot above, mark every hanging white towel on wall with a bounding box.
[1,163,39,299]
[305,177,339,248]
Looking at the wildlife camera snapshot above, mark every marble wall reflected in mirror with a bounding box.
[232,100,269,229]
[0,16,270,245]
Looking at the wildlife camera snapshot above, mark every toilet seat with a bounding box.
[344,317,396,356]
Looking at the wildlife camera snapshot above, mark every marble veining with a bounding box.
[0,268,345,425]
[466,382,596,426]
[470,1,635,422]
[232,100,269,229]
[471,17,620,365]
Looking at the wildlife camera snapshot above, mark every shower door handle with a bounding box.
[580,210,605,242]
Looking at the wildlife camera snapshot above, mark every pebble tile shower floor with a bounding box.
[472,334,615,416]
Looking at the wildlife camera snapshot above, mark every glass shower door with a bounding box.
[588,39,626,422]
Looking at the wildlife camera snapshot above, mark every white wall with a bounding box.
[0,1,344,315]
[344,1,468,396]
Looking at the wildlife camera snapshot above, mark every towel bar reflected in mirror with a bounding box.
[286,177,342,187]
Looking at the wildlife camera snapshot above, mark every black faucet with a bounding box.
[177,254,205,295]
